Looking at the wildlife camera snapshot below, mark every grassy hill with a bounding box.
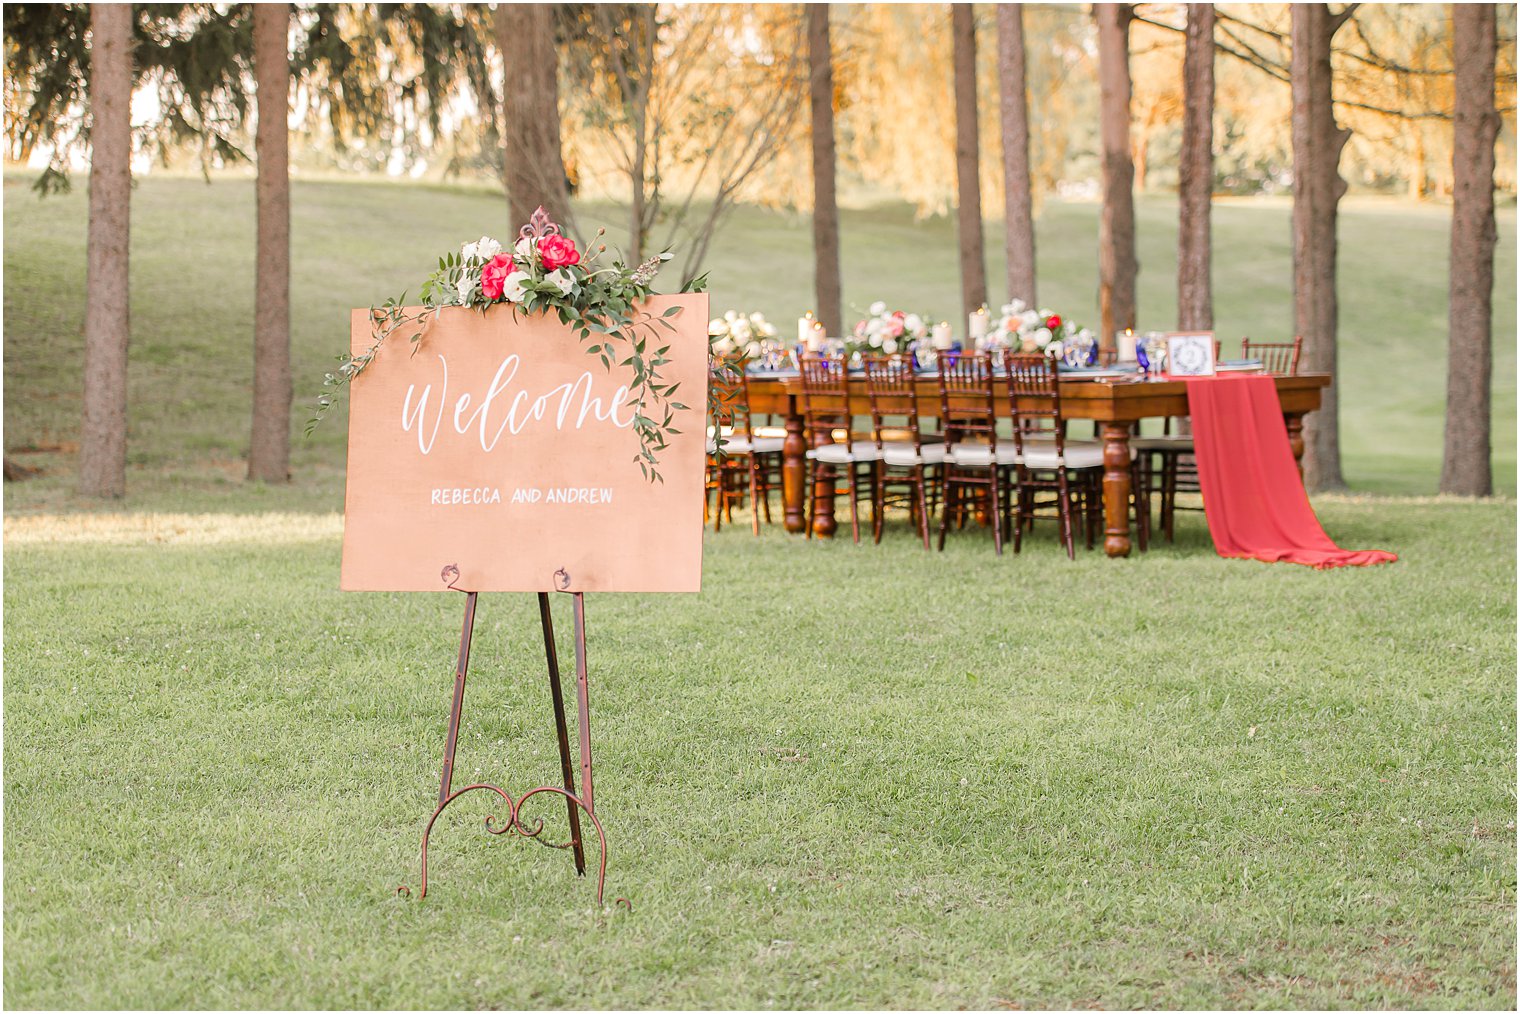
[2,171,1514,511]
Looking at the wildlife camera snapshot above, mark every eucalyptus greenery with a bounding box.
[308,214,709,483]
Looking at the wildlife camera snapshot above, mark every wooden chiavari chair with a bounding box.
[863,355,944,549]
[799,353,879,544]
[706,356,784,535]
[1001,352,1109,559]
[936,353,1012,554]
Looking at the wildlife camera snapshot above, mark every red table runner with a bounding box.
[1185,373,1397,569]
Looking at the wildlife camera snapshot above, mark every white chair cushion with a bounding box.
[948,444,1018,467]
[807,442,881,464]
[1021,441,1122,470]
[881,442,947,467]
[707,435,784,455]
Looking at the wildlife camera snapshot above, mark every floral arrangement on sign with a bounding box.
[850,301,930,357]
[992,299,1099,364]
[708,310,780,358]
[310,207,708,481]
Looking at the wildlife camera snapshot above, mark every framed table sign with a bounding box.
[1167,331,1217,377]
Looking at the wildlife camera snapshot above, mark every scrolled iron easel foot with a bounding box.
[402,782,611,905]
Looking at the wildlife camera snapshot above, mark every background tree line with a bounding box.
[3,2,1514,499]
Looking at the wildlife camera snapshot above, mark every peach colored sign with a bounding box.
[341,295,709,593]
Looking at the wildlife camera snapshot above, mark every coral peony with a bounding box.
[538,234,581,271]
[481,253,516,300]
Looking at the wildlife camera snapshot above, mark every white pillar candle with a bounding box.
[798,313,814,345]
[969,306,990,340]
[805,322,825,353]
[1117,328,1138,362]
[931,322,953,350]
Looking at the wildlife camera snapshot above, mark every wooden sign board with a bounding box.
[341,295,709,593]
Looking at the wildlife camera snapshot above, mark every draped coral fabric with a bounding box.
[1185,374,1398,569]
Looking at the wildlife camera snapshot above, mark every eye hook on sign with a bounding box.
[554,567,571,592]
[441,563,463,591]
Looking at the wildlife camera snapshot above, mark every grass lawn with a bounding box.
[3,502,1515,1008]
[3,172,1515,1007]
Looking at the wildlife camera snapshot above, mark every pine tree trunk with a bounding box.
[1291,4,1352,490]
[1441,2,1498,496]
[997,4,1036,307]
[499,4,572,229]
[1096,3,1137,350]
[1177,3,1214,331]
[952,4,987,325]
[79,3,132,498]
[250,2,291,483]
[807,4,842,337]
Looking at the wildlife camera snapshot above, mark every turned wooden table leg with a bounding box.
[1285,412,1306,480]
[811,430,838,539]
[782,410,807,534]
[1101,422,1133,558]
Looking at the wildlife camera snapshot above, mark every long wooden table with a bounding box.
[744,372,1331,557]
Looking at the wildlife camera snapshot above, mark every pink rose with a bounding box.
[481,254,514,300]
[538,234,581,271]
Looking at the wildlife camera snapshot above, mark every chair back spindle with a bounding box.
[799,353,856,453]
[863,355,924,455]
[1240,336,1303,376]
[1002,352,1065,461]
[936,353,999,456]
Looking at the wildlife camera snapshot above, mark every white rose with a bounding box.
[462,236,502,261]
[868,333,883,348]
[748,312,765,326]
[1033,327,1053,347]
[515,236,535,262]
[546,268,576,296]
[502,270,531,302]
[712,336,734,355]
[457,270,478,303]
[869,300,887,316]
[904,313,924,333]
[883,338,899,354]
[732,321,752,341]
[1046,339,1064,359]
[760,322,778,338]
[724,310,739,322]
[744,340,761,357]
[1009,299,1027,314]
[709,318,727,336]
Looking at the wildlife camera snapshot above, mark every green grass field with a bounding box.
[3,172,1516,1008]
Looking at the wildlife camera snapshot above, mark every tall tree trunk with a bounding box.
[807,4,842,337]
[1177,3,1214,331]
[1441,2,1498,496]
[499,4,572,228]
[997,4,1036,307]
[1096,3,1137,350]
[1291,3,1352,490]
[80,3,132,498]
[952,4,986,324]
[250,2,291,483]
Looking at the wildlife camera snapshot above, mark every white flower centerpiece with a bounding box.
[849,301,930,358]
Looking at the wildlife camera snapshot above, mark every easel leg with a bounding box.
[438,591,478,807]
[571,593,595,813]
[537,592,587,876]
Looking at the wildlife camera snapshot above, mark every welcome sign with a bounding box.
[341,295,709,593]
